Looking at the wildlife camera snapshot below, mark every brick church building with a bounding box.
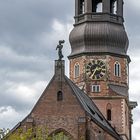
[8,0,137,140]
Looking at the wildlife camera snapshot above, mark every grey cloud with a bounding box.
[0,108,8,114]
[0,81,46,111]
[0,86,31,111]
[124,1,140,54]
[0,0,74,56]
[0,106,29,129]
[125,3,140,32]
[0,92,34,111]
[0,47,54,84]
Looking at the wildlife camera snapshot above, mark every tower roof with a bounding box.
[69,0,129,58]
[69,22,128,57]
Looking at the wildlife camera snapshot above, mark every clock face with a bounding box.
[86,60,106,80]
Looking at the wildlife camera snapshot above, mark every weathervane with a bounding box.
[56,40,65,60]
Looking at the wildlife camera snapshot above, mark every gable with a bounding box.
[30,75,85,118]
[8,60,122,140]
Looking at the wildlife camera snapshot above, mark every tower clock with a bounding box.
[86,59,106,80]
[68,0,137,139]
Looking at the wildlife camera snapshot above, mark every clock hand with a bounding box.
[93,67,98,75]
[90,67,98,78]
[91,67,102,79]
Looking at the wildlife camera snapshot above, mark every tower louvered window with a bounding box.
[79,0,85,14]
[92,0,103,13]
[110,0,117,14]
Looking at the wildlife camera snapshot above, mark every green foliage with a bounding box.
[3,128,32,140]
[52,132,69,140]
[2,127,72,140]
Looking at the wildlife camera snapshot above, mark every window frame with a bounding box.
[74,63,80,78]
[106,103,112,121]
[57,91,63,101]
[110,0,117,14]
[91,85,101,93]
[96,2,103,13]
[107,109,112,121]
[92,0,103,13]
[114,61,121,77]
[79,0,85,14]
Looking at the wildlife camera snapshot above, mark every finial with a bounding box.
[56,40,65,60]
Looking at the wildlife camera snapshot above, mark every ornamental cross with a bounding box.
[56,40,65,60]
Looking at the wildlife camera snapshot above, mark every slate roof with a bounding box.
[69,22,129,58]
[65,76,122,140]
[109,84,128,97]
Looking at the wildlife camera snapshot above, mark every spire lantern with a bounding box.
[75,0,124,24]
[69,0,128,58]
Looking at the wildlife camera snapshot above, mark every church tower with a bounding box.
[69,0,136,139]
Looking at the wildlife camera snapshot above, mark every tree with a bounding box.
[0,128,10,140]
[2,127,71,140]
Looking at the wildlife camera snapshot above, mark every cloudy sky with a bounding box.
[0,0,139,139]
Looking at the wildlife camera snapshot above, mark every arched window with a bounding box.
[74,63,80,78]
[92,0,103,13]
[106,103,112,121]
[52,132,69,140]
[125,106,129,126]
[96,2,103,12]
[126,62,129,84]
[50,129,72,140]
[110,0,117,14]
[79,0,85,14]
[57,91,63,101]
[107,109,112,121]
[114,61,121,77]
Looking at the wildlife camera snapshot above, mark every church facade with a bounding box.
[7,0,137,140]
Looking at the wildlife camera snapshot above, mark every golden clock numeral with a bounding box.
[87,65,91,69]
[93,75,96,79]
[101,65,105,68]
[94,60,97,64]
[102,69,105,72]
[89,63,92,66]
[86,69,90,72]
[100,71,105,75]
[100,62,104,66]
